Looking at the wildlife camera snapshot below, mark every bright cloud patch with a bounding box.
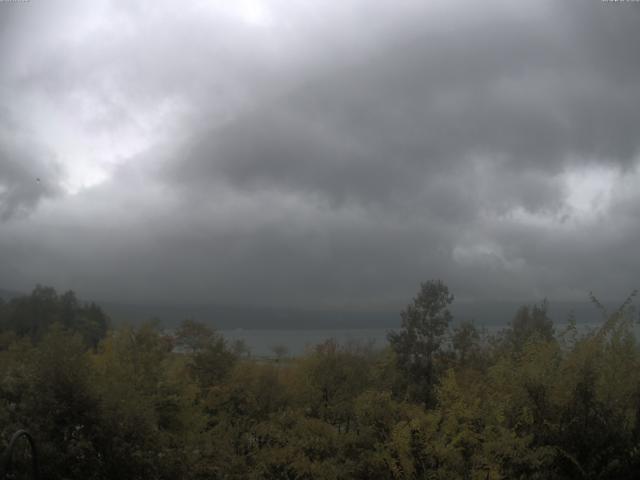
[563,165,619,221]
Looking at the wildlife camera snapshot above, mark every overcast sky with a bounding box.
[1,0,639,309]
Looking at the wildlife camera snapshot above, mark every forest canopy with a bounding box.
[1,282,640,479]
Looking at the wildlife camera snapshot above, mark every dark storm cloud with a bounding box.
[169,0,640,214]
[160,0,640,304]
[1,0,640,308]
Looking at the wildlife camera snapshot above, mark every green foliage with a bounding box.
[2,283,640,479]
[451,320,482,368]
[0,286,109,348]
[388,280,454,406]
[175,319,238,389]
[505,300,555,351]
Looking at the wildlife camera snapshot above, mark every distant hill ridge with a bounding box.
[97,298,613,330]
[0,286,623,330]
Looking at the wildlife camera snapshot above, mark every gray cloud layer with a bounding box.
[1,0,639,310]
[0,108,61,220]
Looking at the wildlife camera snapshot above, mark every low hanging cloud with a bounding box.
[0,0,639,309]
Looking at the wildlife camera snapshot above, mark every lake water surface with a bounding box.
[221,328,391,357]
[221,321,633,357]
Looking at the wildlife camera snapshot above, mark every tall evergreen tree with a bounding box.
[388,280,454,406]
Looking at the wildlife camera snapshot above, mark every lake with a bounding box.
[220,321,634,357]
[220,328,392,357]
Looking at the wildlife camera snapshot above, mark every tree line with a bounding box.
[1,281,640,479]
